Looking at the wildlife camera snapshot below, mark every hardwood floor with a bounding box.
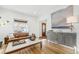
[11,40,74,54]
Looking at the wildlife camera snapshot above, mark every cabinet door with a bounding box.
[64,33,76,47]
[51,32,58,43]
[57,33,64,44]
[47,31,57,43]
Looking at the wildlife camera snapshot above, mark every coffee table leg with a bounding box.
[40,42,42,49]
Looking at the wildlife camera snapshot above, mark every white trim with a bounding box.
[48,40,74,49]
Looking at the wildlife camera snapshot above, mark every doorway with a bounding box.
[41,23,47,39]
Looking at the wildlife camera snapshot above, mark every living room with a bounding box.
[0,5,79,54]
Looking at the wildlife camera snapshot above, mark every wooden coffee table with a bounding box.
[4,38,42,54]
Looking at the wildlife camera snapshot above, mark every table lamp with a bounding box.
[67,16,78,31]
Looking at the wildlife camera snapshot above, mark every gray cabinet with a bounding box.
[47,30,76,47]
[57,33,64,44]
[64,33,76,47]
[47,30,57,43]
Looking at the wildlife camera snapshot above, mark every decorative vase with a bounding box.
[29,34,36,41]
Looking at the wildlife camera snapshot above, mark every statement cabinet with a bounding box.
[47,30,76,47]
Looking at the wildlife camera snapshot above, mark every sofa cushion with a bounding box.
[13,32,29,38]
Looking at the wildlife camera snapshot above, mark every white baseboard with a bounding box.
[48,40,73,49]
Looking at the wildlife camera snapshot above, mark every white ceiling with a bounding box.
[0,5,69,17]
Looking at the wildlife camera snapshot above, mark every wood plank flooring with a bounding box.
[11,40,74,54]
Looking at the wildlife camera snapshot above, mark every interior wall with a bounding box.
[0,5,74,42]
[38,6,70,35]
[73,5,79,52]
[74,5,79,17]
[0,7,39,42]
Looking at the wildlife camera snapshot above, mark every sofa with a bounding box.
[4,32,29,44]
[13,32,29,38]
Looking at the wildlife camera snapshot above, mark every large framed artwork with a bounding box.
[51,6,73,29]
[13,18,28,33]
